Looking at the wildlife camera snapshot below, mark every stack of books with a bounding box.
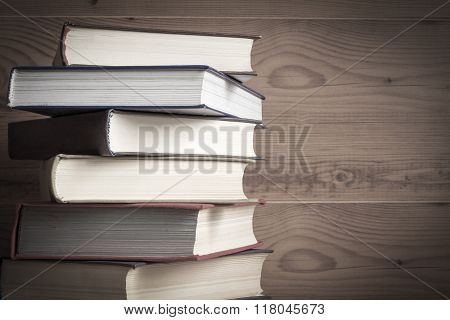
[2,23,270,300]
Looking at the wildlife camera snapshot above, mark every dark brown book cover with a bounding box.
[8,110,112,159]
[10,202,263,262]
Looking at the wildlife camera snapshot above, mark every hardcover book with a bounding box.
[11,202,260,261]
[9,110,261,160]
[56,23,259,82]
[7,65,264,121]
[2,250,271,299]
[40,155,255,203]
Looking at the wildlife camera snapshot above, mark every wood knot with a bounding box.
[280,249,336,273]
[268,64,326,89]
[335,172,347,182]
[332,169,355,186]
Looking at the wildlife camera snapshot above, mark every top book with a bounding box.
[56,24,260,82]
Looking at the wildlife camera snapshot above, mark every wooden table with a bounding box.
[1,0,449,299]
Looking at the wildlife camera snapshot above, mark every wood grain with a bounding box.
[0,5,449,300]
[0,18,449,202]
[1,0,450,18]
[256,203,450,299]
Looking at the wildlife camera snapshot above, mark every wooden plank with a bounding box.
[0,18,449,202]
[1,0,450,19]
[244,19,450,201]
[255,203,450,299]
[1,203,449,298]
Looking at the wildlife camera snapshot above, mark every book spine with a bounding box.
[6,68,16,108]
[8,110,113,159]
[40,156,61,202]
[61,22,70,65]
[10,203,22,259]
